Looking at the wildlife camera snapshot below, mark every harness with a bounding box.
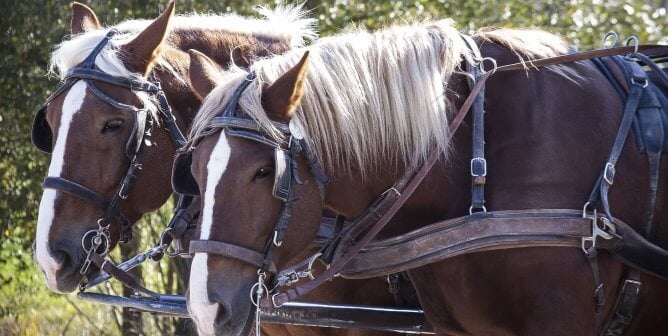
[31,29,188,277]
[174,72,330,277]
[177,37,668,334]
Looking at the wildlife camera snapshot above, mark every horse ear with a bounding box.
[263,51,310,121]
[71,2,100,35]
[188,49,223,100]
[120,1,175,74]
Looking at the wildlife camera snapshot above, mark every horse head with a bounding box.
[33,2,181,293]
[182,51,326,335]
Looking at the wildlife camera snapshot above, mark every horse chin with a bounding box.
[43,268,84,293]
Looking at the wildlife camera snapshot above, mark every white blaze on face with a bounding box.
[35,81,87,292]
[189,132,231,335]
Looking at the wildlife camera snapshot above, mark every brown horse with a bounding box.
[182,20,667,335]
[33,2,399,335]
[32,0,316,293]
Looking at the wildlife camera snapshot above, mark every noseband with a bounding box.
[32,29,186,274]
[180,71,329,276]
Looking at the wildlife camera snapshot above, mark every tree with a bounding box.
[1,0,665,334]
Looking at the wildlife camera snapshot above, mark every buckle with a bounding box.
[603,162,615,185]
[581,214,616,254]
[621,279,641,294]
[470,157,487,177]
[631,76,648,88]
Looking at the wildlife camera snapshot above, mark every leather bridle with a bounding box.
[32,29,187,275]
[178,71,330,276]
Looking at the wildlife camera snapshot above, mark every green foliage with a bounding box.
[0,0,665,335]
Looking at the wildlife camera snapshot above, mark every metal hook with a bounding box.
[272,230,283,247]
[601,32,618,49]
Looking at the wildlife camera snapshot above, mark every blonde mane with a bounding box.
[191,22,569,178]
[48,5,316,118]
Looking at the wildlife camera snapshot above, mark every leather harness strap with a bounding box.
[261,43,668,308]
[34,29,193,298]
[190,240,278,274]
[461,34,488,214]
[338,209,619,278]
[262,64,494,308]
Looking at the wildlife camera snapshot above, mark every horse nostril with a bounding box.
[50,249,66,266]
[213,302,231,328]
[51,246,75,270]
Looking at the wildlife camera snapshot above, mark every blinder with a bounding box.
[32,105,52,153]
[171,136,295,200]
[184,71,330,277]
[172,152,199,196]
[125,109,148,159]
[273,149,292,202]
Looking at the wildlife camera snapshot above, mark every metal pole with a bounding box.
[78,292,433,334]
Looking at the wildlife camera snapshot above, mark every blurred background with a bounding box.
[0,0,665,335]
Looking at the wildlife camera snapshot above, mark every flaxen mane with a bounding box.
[48,4,316,117]
[190,21,570,178]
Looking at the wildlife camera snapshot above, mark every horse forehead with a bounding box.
[46,82,89,136]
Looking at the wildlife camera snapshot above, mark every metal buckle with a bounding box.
[631,76,649,88]
[470,157,487,177]
[621,279,642,294]
[603,162,615,185]
[469,205,487,215]
[581,212,616,255]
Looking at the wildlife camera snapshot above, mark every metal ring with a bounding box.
[306,253,322,280]
[481,57,498,74]
[625,36,639,57]
[469,205,487,215]
[249,282,269,307]
[601,32,618,49]
[271,293,283,308]
[582,201,595,218]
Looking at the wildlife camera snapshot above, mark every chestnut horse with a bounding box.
[32,2,398,335]
[182,20,667,335]
[32,0,317,293]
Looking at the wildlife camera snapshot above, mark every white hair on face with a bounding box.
[190,22,574,178]
[35,81,87,292]
[188,131,231,335]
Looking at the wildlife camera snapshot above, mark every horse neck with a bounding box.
[321,75,473,232]
[155,28,295,130]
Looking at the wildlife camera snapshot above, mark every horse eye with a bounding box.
[102,120,123,133]
[253,166,273,181]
